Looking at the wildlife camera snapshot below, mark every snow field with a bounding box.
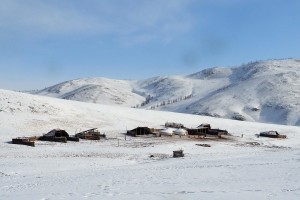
[1,89,300,199]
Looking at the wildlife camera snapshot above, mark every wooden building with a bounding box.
[39,129,79,143]
[126,127,158,137]
[258,131,286,138]
[75,128,106,140]
[173,150,184,158]
[198,123,228,137]
[12,136,37,147]
[187,127,208,136]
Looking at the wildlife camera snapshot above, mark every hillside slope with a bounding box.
[35,77,144,107]
[1,88,300,143]
[33,59,300,126]
[1,89,300,200]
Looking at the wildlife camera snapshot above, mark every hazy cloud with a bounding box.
[182,35,228,68]
[0,0,194,43]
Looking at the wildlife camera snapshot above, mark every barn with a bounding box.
[43,129,69,138]
[187,127,208,136]
[39,129,79,142]
[126,127,158,137]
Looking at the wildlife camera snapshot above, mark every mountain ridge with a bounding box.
[32,59,300,126]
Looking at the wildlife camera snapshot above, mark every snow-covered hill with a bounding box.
[35,77,144,107]
[1,89,300,199]
[1,88,299,143]
[33,59,300,126]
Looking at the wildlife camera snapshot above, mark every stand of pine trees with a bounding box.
[132,94,193,109]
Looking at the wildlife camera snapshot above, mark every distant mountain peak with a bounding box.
[187,67,233,79]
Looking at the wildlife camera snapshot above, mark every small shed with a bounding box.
[12,137,36,147]
[126,127,157,137]
[187,127,208,136]
[44,129,69,138]
[173,150,184,158]
[39,129,79,143]
[258,131,287,138]
[197,123,228,137]
[75,128,106,140]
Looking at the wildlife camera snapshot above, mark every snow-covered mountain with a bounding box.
[33,59,300,126]
[35,77,144,106]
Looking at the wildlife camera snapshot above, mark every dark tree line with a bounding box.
[132,94,193,109]
[149,94,193,110]
[132,95,153,108]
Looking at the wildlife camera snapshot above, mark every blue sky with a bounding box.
[0,0,299,90]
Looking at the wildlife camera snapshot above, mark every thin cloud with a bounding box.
[0,0,194,43]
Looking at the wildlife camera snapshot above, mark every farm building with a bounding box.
[43,129,69,138]
[198,123,228,137]
[258,131,287,138]
[39,129,79,143]
[173,150,184,158]
[75,128,106,140]
[198,123,211,129]
[12,136,37,147]
[187,127,208,136]
[127,127,159,137]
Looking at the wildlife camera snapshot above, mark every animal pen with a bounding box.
[12,136,37,147]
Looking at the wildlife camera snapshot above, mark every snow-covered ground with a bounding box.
[1,89,300,199]
[33,59,300,126]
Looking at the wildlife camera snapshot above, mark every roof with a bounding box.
[260,131,278,135]
[44,129,69,137]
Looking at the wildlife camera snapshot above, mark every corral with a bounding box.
[12,136,37,147]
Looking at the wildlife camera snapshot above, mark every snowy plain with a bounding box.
[1,89,300,200]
